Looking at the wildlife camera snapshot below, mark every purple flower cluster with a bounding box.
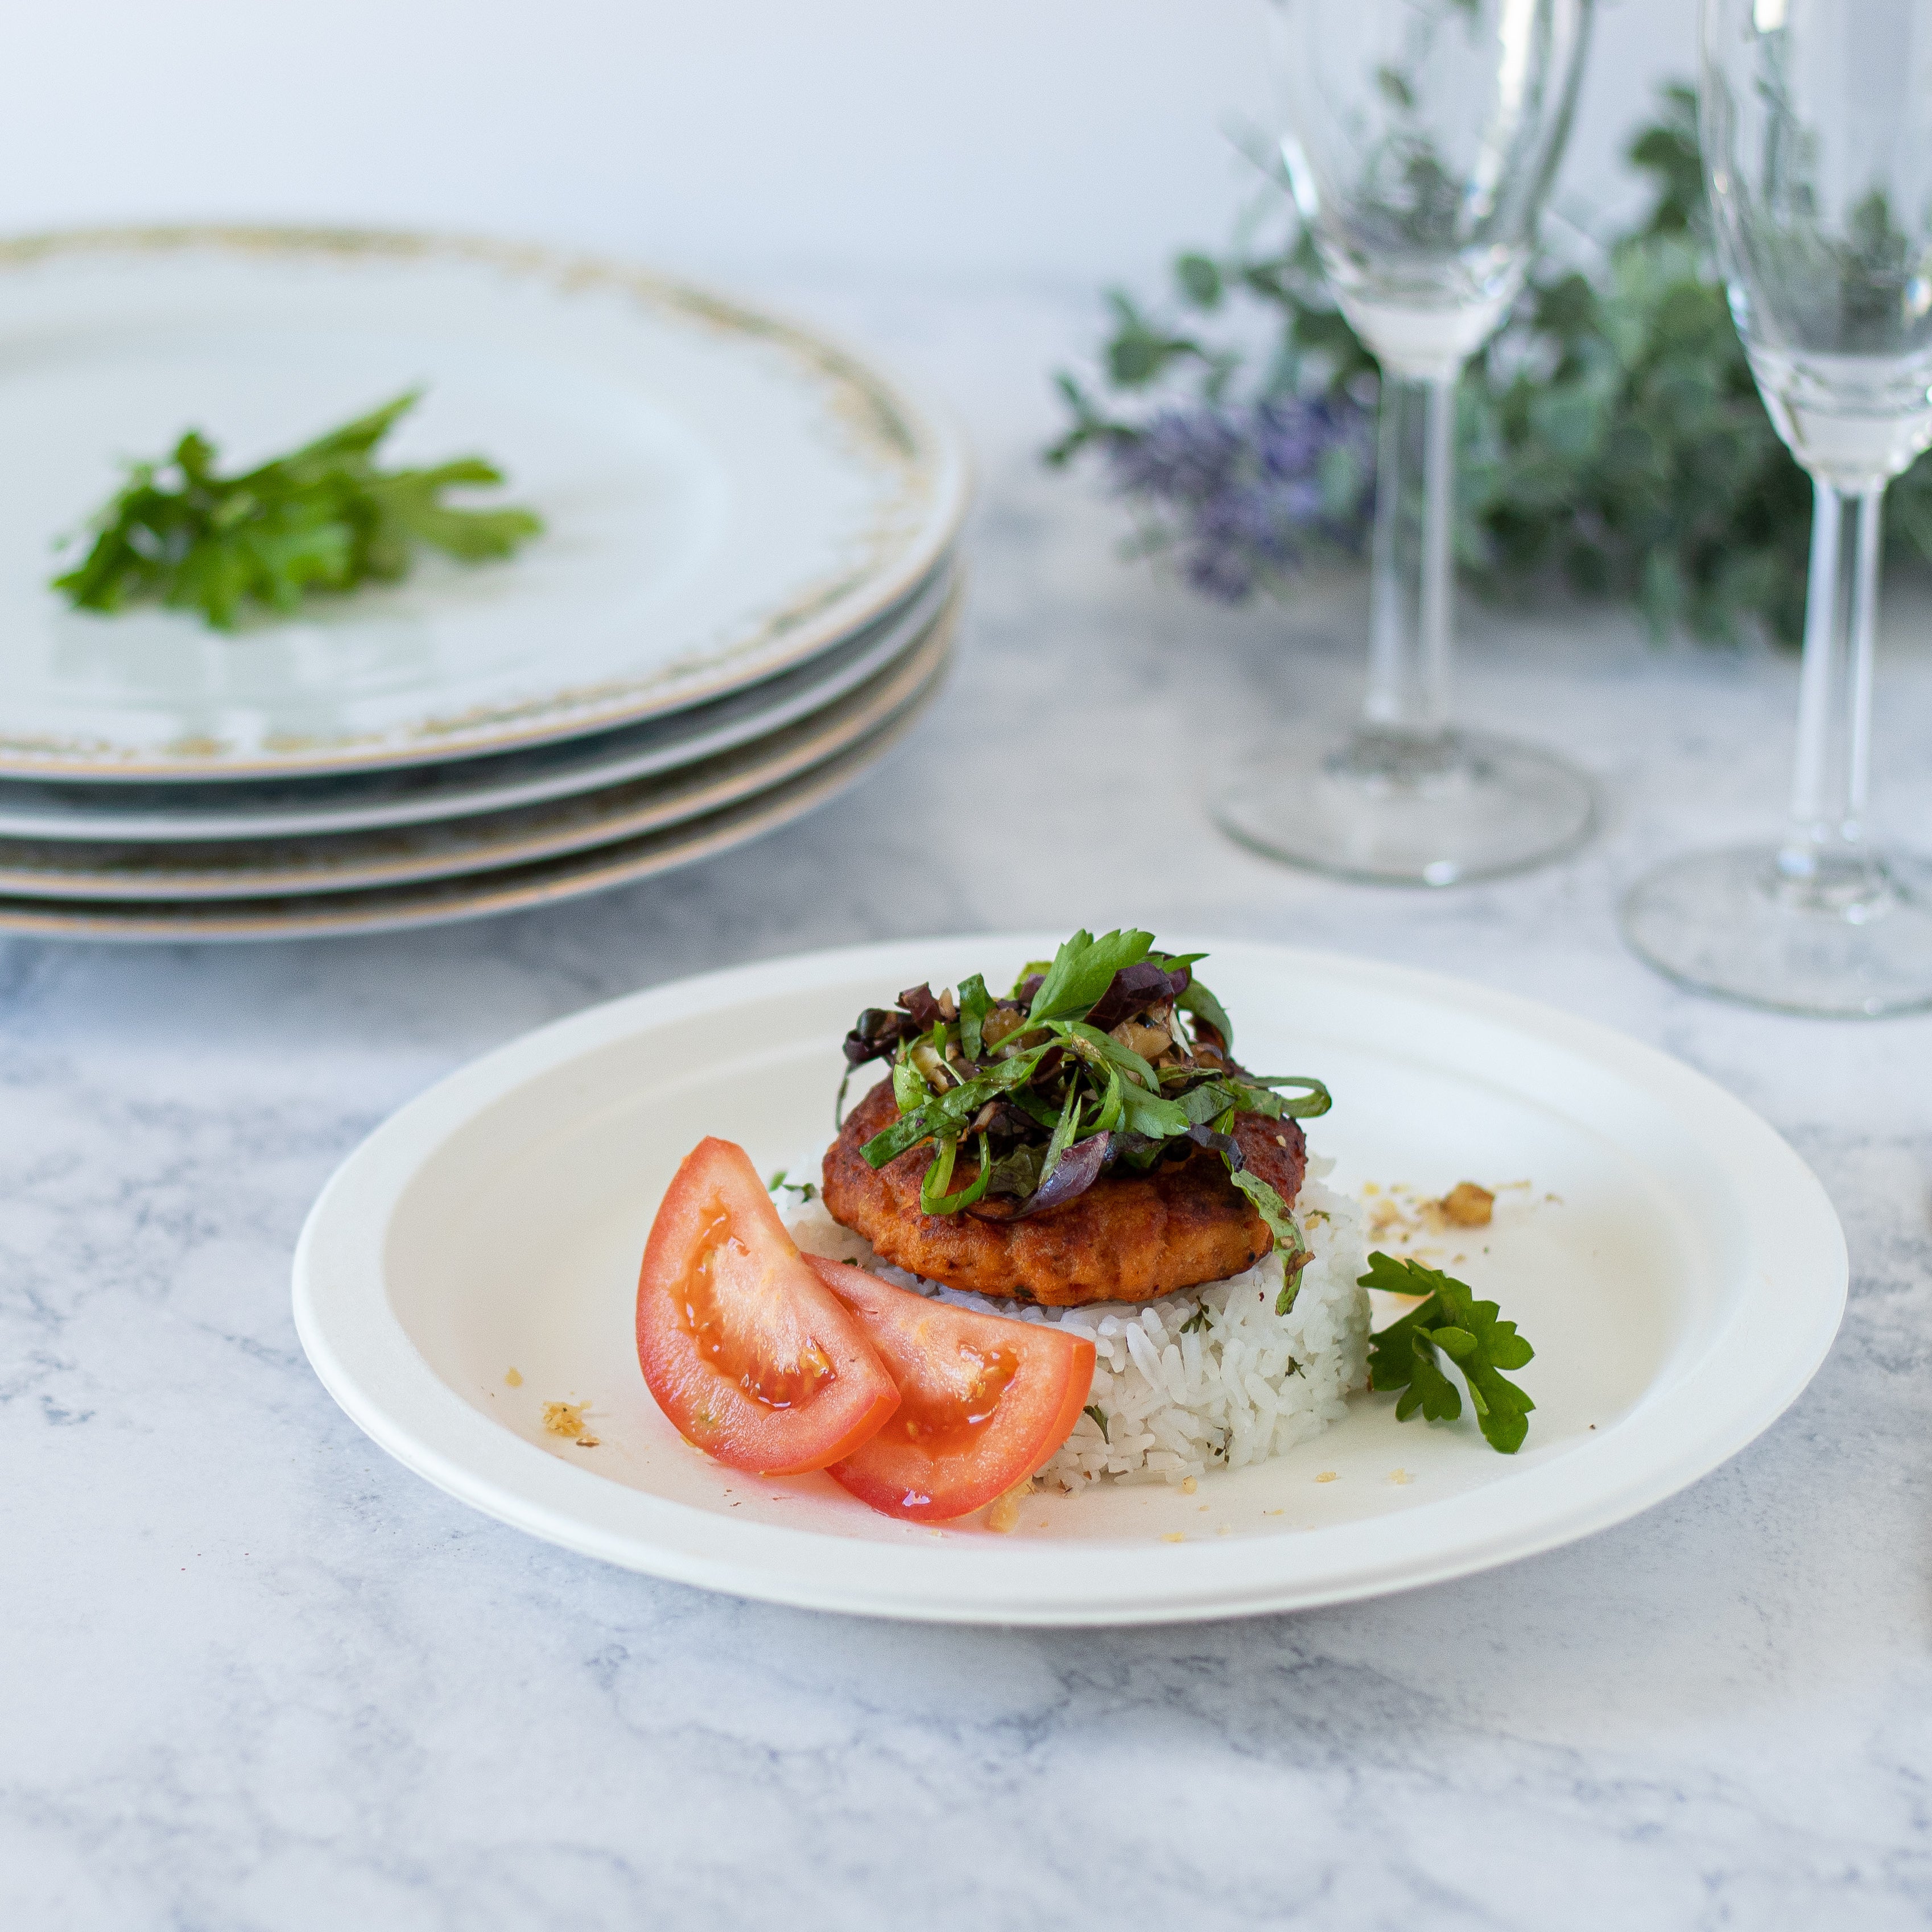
[1105,396,1374,601]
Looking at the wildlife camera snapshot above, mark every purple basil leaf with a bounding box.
[897,984,943,1030]
[1008,1130,1113,1220]
[1186,1121,1245,1170]
[1084,960,1194,1034]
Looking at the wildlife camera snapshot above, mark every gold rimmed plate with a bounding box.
[0,558,956,842]
[0,227,968,782]
[0,588,955,904]
[0,652,946,941]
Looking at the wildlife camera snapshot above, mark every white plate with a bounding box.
[0,587,956,900]
[0,559,955,843]
[0,664,945,941]
[292,938,1847,1625]
[0,227,967,781]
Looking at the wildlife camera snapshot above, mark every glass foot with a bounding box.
[1622,845,1932,1018]
[1212,726,1596,886]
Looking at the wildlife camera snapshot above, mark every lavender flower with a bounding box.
[1104,396,1374,601]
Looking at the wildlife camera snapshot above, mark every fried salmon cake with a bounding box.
[821,1078,1308,1306]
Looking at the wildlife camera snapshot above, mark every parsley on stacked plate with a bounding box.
[0,228,967,940]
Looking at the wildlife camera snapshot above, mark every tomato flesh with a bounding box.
[803,1255,1096,1521]
[636,1139,899,1475]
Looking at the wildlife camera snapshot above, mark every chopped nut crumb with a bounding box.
[504,1367,523,1388]
[1439,1182,1495,1227]
[542,1401,588,1438]
[1181,1475,1198,1495]
[1161,1531,1186,1543]
[1274,1134,1288,1147]
[1315,1470,1338,1483]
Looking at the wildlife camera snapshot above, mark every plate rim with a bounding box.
[290,935,1850,1625]
[0,588,958,901]
[0,223,972,783]
[0,660,947,941]
[0,556,957,843]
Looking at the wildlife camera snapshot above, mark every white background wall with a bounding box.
[0,1,1694,290]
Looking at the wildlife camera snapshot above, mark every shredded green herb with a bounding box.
[1363,1252,1536,1454]
[1084,1404,1111,1442]
[767,1169,817,1204]
[52,390,543,631]
[839,930,1331,1261]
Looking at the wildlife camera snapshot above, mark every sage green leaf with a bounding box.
[957,973,990,1059]
[892,1051,929,1116]
[1029,929,1156,1025]
[920,1133,994,1216]
[1064,1019,1161,1092]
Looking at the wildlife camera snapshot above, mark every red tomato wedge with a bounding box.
[635,1138,900,1475]
[803,1255,1097,1521]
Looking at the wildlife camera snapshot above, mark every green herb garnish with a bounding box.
[53,390,543,631]
[767,1169,816,1203]
[839,931,1330,1254]
[1084,1404,1110,1442]
[1363,1252,1535,1454]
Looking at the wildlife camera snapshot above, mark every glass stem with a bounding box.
[1363,371,1456,746]
[1780,477,1883,896]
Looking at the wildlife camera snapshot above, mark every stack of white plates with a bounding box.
[0,229,969,940]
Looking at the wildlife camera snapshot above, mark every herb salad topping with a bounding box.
[839,930,1332,1311]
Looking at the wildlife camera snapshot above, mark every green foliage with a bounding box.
[54,391,543,632]
[1051,81,1932,646]
[1363,1252,1536,1454]
[845,934,1329,1249]
[1029,927,1157,1026]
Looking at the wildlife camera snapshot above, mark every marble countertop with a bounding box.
[5,278,1930,1932]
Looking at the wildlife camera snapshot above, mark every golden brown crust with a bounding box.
[820,1079,1307,1306]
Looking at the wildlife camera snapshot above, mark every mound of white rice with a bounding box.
[780,1158,1368,1489]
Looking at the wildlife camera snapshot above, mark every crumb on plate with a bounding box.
[542,1401,588,1438]
[504,1367,523,1388]
[1439,1182,1495,1227]
[985,1476,1035,1534]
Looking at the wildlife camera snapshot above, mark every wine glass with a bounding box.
[1622,0,1932,1016]
[1215,0,1596,886]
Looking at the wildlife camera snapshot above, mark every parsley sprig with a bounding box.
[1363,1252,1536,1454]
[53,390,543,631]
